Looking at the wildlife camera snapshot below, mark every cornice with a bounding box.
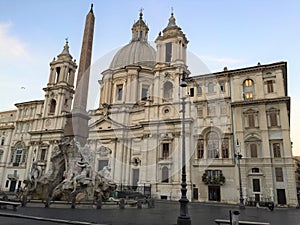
[231,96,290,107]
[29,129,64,135]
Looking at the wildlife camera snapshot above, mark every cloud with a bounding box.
[0,22,31,61]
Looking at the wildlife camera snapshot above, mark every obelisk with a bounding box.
[64,4,95,146]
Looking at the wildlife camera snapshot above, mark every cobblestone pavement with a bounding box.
[0,201,299,225]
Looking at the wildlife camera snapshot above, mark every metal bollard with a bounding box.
[232,210,240,225]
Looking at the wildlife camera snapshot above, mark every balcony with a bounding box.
[7,174,19,180]
[202,172,225,185]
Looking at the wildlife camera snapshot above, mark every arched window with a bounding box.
[207,131,219,158]
[116,84,123,101]
[49,99,56,114]
[243,79,254,99]
[208,82,214,93]
[55,67,61,83]
[163,81,173,100]
[165,42,172,62]
[162,166,169,183]
[197,86,202,95]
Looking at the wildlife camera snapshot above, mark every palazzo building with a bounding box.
[0,9,298,207]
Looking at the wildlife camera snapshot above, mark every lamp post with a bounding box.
[177,71,191,225]
[234,140,245,209]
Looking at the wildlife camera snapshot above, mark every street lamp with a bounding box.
[177,71,191,225]
[234,139,245,209]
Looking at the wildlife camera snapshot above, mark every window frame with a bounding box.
[243,79,254,100]
[116,84,123,101]
[275,167,284,182]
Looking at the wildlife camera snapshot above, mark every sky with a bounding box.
[0,0,299,155]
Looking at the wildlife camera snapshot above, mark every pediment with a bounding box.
[89,116,126,131]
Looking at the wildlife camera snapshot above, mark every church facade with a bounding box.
[0,9,298,207]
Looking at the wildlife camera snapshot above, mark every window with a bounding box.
[267,108,280,127]
[252,168,260,173]
[243,79,254,100]
[162,143,169,159]
[98,160,108,171]
[189,88,194,97]
[27,122,31,132]
[275,167,284,182]
[197,140,204,158]
[116,84,123,101]
[253,179,261,192]
[24,108,29,117]
[250,143,258,158]
[141,85,149,100]
[140,31,143,40]
[163,82,173,100]
[207,103,216,116]
[208,82,214,93]
[248,114,255,128]
[220,103,227,115]
[273,143,281,158]
[0,150,3,162]
[49,99,56,114]
[12,143,26,166]
[266,80,274,93]
[165,42,172,62]
[269,111,278,127]
[207,131,219,158]
[221,140,229,158]
[244,109,259,128]
[162,166,169,183]
[219,82,225,92]
[31,108,35,117]
[21,123,26,133]
[55,67,61,83]
[197,86,202,95]
[245,79,253,87]
[197,104,203,117]
[1,138,4,146]
[40,148,47,161]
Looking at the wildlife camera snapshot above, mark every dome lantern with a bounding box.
[131,9,149,42]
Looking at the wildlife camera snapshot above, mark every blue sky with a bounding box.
[0,0,299,155]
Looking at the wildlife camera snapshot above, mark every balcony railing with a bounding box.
[202,172,225,185]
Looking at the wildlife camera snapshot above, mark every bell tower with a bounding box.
[155,12,188,66]
[153,12,189,105]
[43,40,77,117]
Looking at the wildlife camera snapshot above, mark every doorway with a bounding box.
[9,180,16,192]
[193,187,199,200]
[132,169,139,191]
[208,186,220,201]
[277,189,287,205]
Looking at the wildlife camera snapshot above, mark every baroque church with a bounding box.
[0,7,298,207]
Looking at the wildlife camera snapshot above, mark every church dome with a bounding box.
[109,41,156,69]
[109,11,156,70]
